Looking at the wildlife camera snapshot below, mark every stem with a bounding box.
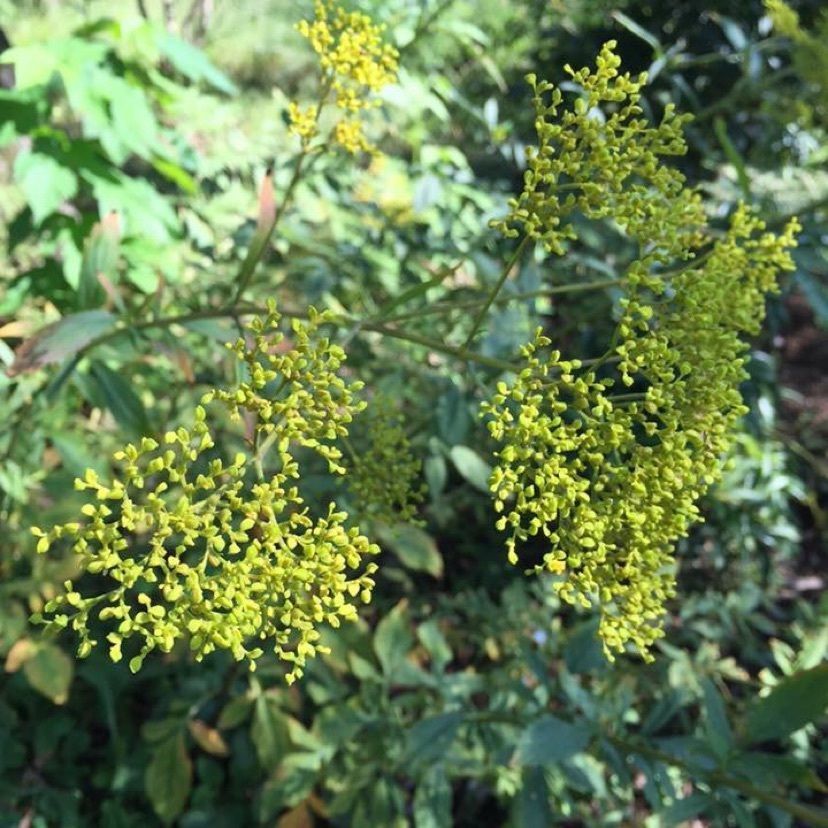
[232,152,309,304]
[232,78,333,304]
[382,277,625,324]
[607,735,828,827]
[463,236,531,349]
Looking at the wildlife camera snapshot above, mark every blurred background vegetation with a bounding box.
[0,0,826,826]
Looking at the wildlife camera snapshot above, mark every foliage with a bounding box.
[1,1,826,826]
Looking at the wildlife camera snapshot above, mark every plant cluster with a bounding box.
[484,42,800,658]
[289,0,399,153]
[32,304,379,683]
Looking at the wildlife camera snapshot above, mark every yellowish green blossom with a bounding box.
[33,303,379,683]
[485,42,800,659]
[346,396,426,525]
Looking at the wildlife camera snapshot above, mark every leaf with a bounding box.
[78,212,121,310]
[4,637,36,672]
[413,765,452,828]
[417,620,452,672]
[513,766,553,828]
[405,713,463,764]
[89,360,150,436]
[188,719,229,757]
[449,445,492,493]
[611,11,663,52]
[156,32,238,94]
[701,678,733,760]
[234,170,277,297]
[658,793,714,825]
[515,715,591,766]
[217,693,254,730]
[13,151,78,224]
[743,664,828,744]
[109,82,158,160]
[145,732,192,825]
[252,694,290,771]
[376,524,443,577]
[9,309,116,376]
[277,802,314,828]
[373,600,414,676]
[21,642,74,705]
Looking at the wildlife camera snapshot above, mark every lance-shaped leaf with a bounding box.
[234,169,276,298]
[78,212,121,309]
[8,309,116,376]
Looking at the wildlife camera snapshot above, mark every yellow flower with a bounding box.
[288,101,319,143]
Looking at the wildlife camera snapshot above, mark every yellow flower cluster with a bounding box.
[493,41,704,257]
[292,0,399,153]
[346,396,426,526]
[33,304,379,683]
[485,43,800,659]
[288,101,320,144]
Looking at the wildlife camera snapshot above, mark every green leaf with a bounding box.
[9,310,116,376]
[78,212,121,310]
[156,32,238,94]
[730,752,828,792]
[251,694,290,771]
[611,11,663,52]
[413,765,452,828]
[449,445,492,493]
[743,665,828,744]
[376,524,443,577]
[658,793,714,825]
[217,693,254,730]
[14,151,78,224]
[89,360,150,436]
[21,642,73,705]
[373,600,414,676]
[515,715,591,766]
[417,620,452,672]
[109,82,158,160]
[701,678,733,759]
[405,712,463,764]
[513,767,553,828]
[145,733,192,825]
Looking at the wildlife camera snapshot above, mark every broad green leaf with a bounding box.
[156,32,238,94]
[449,445,492,493]
[373,600,414,676]
[109,82,158,160]
[376,524,443,577]
[145,733,192,824]
[9,310,116,376]
[515,715,591,766]
[413,765,452,828]
[405,712,463,764]
[21,643,73,705]
[743,665,828,744]
[252,694,290,771]
[14,151,78,224]
[89,360,150,436]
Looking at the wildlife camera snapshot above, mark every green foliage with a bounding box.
[1,0,827,826]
